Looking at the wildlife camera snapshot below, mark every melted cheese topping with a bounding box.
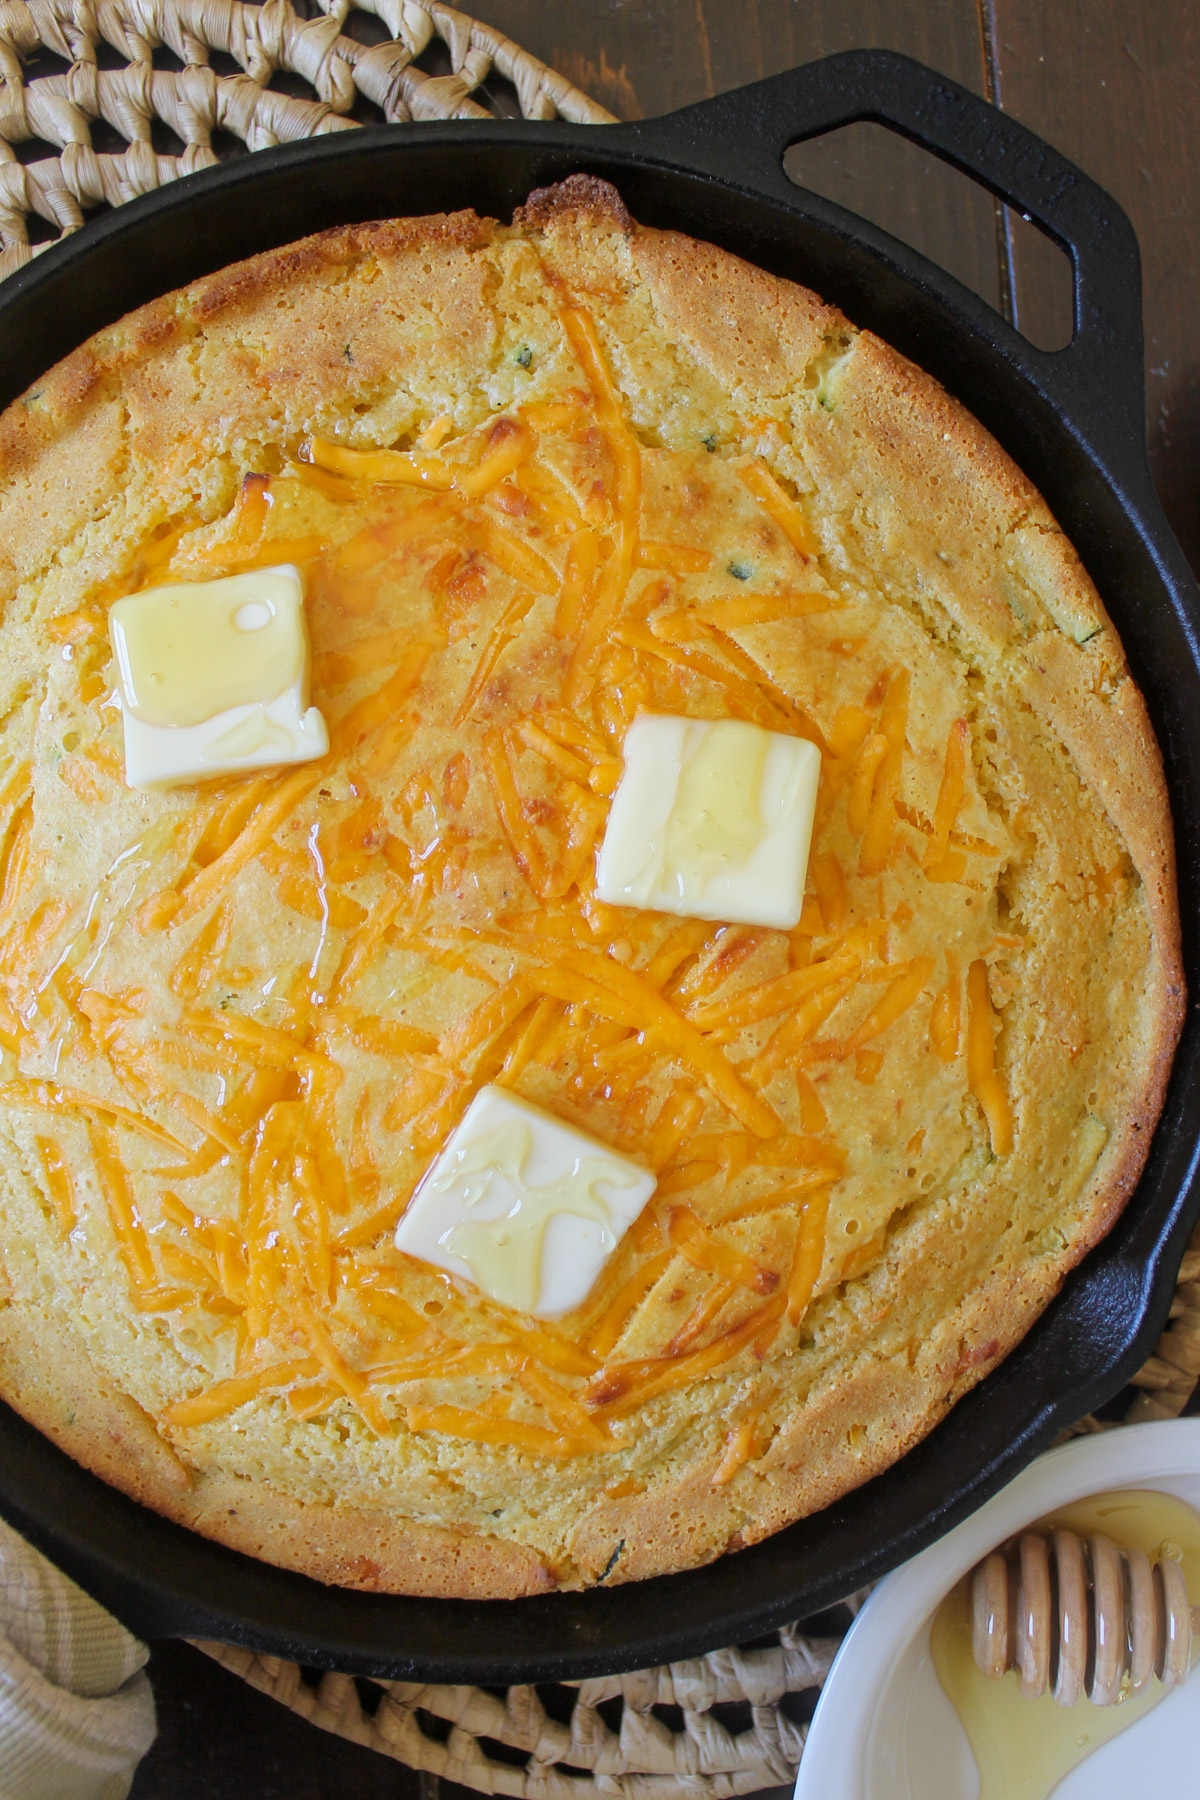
[1,301,1023,1464]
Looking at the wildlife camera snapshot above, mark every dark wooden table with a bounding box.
[128,3,1200,1794]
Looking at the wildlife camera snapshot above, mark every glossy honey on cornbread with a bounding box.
[0,178,1182,1596]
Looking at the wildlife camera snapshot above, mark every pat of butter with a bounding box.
[108,565,328,791]
[395,1085,656,1318]
[595,713,820,929]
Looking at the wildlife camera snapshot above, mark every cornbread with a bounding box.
[0,177,1183,1597]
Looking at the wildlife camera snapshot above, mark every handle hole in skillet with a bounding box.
[784,122,1074,352]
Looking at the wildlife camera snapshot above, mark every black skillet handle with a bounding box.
[641,49,1146,485]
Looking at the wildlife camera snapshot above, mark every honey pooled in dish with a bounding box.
[931,1489,1200,1799]
[0,179,1181,1597]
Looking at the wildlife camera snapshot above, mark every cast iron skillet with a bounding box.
[1,50,1198,1683]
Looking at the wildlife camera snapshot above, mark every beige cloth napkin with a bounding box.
[0,1516,155,1800]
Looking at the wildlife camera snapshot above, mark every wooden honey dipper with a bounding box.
[971,1528,1199,1705]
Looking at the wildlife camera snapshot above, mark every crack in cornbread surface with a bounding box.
[0,177,1183,1596]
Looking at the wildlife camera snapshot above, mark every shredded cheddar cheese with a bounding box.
[559,306,641,703]
[0,289,1036,1477]
[738,460,818,559]
[667,1205,779,1294]
[552,528,600,640]
[163,1357,322,1428]
[859,671,909,874]
[967,959,1013,1155]
[926,719,970,881]
[587,1295,788,1417]
[35,1136,77,1235]
[930,950,962,1063]
[636,541,712,575]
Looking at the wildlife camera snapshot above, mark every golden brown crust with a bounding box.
[630,225,845,407]
[514,172,634,237]
[0,177,1183,1597]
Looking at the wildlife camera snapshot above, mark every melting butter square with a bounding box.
[595,713,820,929]
[109,565,328,791]
[395,1085,656,1318]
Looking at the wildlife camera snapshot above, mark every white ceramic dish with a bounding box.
[794,1418,1200,1800]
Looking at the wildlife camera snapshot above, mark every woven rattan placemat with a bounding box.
[5,7,1199,1789]
[0,0,614,283]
